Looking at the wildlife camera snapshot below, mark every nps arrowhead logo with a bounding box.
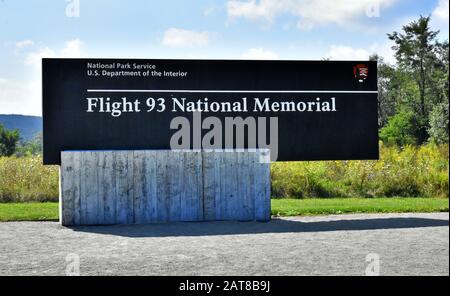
[353,64,369,83]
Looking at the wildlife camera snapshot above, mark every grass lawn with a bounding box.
[0,202,59,222]
[0,198,448,221]
[272,198,449,216]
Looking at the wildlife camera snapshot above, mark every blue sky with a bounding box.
[0,0,448,115]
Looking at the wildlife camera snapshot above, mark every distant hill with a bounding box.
[0,114,42,141]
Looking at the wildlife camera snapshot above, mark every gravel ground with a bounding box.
[0,213,448,276]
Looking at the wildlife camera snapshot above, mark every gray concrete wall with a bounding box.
[60,150,271,226]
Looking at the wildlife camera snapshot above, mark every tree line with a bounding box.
[0,124,42,157]
[377,15,449,146]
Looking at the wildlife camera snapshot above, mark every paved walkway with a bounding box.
[0,213,448,276]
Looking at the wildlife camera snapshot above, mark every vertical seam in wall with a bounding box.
[79,153,83,225]
[201,150,205,220]
[132,151,136,224]
[77,153,81,225]
[113,152,117,225]
[254,151,257,221]
[97,152,101,225]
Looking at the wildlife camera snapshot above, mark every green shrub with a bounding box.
[379,109,418,146]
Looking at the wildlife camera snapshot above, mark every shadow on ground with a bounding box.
[69,217,449,238]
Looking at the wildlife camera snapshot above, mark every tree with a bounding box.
[388,15,442,143]
[430,41,449,104]
[371,55,405,128]
[371,55,392,127]
[428,102,449,144]
[16,132,43,156]
[379,109,418,146]
[0,124,20,156]
[427,40,449,144]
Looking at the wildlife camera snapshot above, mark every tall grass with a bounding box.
[272,143,449,199]
[0,144,448,202]
[0,155,59,202]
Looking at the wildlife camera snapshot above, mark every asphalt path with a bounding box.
[0,213,448,276]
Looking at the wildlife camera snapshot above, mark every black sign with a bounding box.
[42,58,378,165]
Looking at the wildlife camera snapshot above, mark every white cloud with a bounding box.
[432,0,449,37]
[60,39,83,57]
[228,0,283,23]
[15,40,34,50]
[203,6,216,16]
[14,40,35,55]
[241,48,279,59]
[1,39,84,115]
[162,28,210,47]
[227,0,395,30]
[326,42,395,64]
[0,79,41,116]
[433,0,449,22]
[24,39,83,66]
[327,45,372,60]
[25,47,56,66]
[372,43,396,64]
